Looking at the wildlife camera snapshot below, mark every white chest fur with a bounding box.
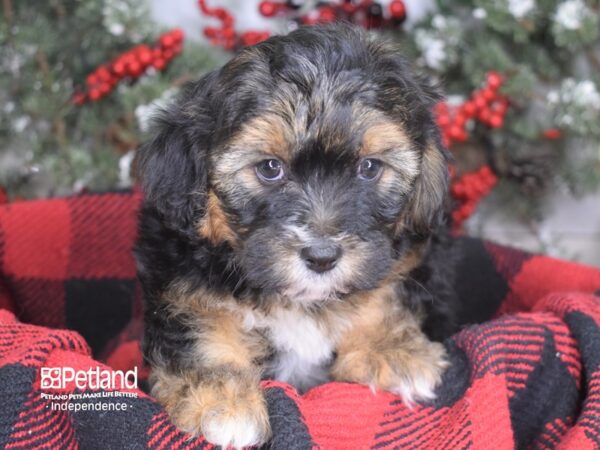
[243,306,334,392]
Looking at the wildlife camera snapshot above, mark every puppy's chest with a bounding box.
[243,307,336,392]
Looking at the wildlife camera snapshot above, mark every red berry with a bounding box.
[127,60,142,77]
[451,184,465,197]
[204,27,218,38]
[449,125,464,141]
[214,8,228,20]
[342,3,357,14]
[436,114,450,127]
[222,28,236,39]
[163,49,174,60]
[138,49,153,65]
[454,113,467,128]
[463,203,475,216]
[478,107,492,123]
[88,88,101,101]
[259,1,277,17]
[482,88,496,102]
[95,66,111,83]
[86,73,98,87]
[489,113,504,128]
[160,34,175,49]
[112,60,125,77]
[318,6,337,22]
[301,15,319,25]
[389,0,406,19]
[487,72,503,90]
[152,58,166,70]
[543,128,562,140]
[462,101,476,117]
[122,53,136,66]
[474,178,486,194]
[434,102,449,115]
[98,82,111,95]
[171,28,184,43]
[474,95,487,110]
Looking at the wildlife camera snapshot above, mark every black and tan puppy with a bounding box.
[135,24,458,448]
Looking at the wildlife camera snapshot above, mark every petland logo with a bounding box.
[40,367,138,390]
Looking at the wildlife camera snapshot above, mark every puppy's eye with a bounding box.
[256,159,285,183]
[357,158,383,181]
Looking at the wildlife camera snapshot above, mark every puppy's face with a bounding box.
[139,25,448,304]
[212,109,423,302]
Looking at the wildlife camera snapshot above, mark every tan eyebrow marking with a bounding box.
[226,114,294,163]
[360,122,412,157]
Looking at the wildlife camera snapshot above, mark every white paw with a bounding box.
[201,410,270,449]
[389,372,438,405]
[390,341,448,406]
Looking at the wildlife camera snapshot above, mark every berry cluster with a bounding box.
[198,0,407,51]
[258,0,407,27]
[199,0,270,50]
[73,29,184,104]
[434,72,509,147]
[450,165,498,227]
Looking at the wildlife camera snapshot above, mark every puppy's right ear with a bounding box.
[136,72,218,238]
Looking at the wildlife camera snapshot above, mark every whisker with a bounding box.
[406,275,436,304]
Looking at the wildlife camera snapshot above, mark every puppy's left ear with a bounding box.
[399,75,450,238]
[400,137,450,238]
[135,73,217,238]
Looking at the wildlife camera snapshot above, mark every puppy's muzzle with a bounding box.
[300,239,342,273]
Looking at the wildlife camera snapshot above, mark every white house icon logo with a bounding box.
[40,368,62,389]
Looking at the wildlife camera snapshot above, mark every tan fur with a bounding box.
[197,190,236,246]
[360,122,412,156]
[163,284,270,369]
[227,114,294,163]
[152,287,271,443]
[150,366,270,442]
[330,283,448,402]
[195,309,266,369]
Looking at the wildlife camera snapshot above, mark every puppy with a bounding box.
[135,24,459,449]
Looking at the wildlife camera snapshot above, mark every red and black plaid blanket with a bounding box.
[1,191,599,449]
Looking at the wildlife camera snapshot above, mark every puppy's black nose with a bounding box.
[300,241,342,273]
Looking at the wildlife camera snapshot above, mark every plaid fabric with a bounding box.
[0,191,599,449]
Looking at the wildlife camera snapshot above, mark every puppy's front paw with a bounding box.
[332,337,448,405]
[151,371,271,448]
[200,404,270,449]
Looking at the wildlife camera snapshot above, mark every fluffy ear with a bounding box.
[136,73,217,238]
[397,69,450,238]
[400,138,450,239]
